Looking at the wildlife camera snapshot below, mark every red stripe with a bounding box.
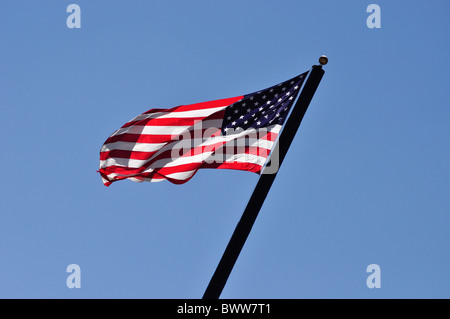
[100,162,201,177]
[201,162,262,173]
[176,144,272,158]
[121,117,201,129]
[139,162,262,184]
[261,131,278,141]
[121,112,224,129]
[142,96,243,114]
[100,149,158,161]
[105,133,174,144]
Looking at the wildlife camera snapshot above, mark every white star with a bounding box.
[259,107,263,111]
[270,88,274,92]
[234,109,239,113]
[247,108,251,113]
[254,101,259,106]
[250,96,254,100]
[289,96,293,100]
[294,86,298,90]
[242,102,246,107]
[239,115,244,119]
[278,98,282,102]
[275,93,279,98]
[290,81,295,84]
[282,87,286,91]
[224,127,228,132]
[244,120,248,124]
[276,113,280,117]
[231,121,236,126]
[227,116,231,120]
[235,127,241,131]
[286,92,290,96]
[262,95,266,99]
[266,101,271,105]
[256,121,261,125]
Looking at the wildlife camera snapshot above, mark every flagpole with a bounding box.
[202,57,327,299]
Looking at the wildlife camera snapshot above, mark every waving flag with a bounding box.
[98,71,308,186]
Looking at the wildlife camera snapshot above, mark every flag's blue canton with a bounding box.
[221,71,308,135]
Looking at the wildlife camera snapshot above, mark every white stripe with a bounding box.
[150,152,212,168]
[124,105,227,123]
[110,169,198,183]
[101,152,209,169]
[128,177,145,183]
[110,119,223,137]
[164,169,198,180]
[200,126,279,147]
[101,141,166,153]
[101,175,110,184]
[132,177,164,183]
[222,153,267,166]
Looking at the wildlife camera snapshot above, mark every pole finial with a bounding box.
[319,55,328,65]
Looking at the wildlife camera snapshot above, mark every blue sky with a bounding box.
[0,0,449,298]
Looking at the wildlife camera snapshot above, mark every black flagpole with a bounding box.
[202,57,327,299]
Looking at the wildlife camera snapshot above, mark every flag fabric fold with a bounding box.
[98,71,308,186]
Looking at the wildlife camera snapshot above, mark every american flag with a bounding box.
[98,71,308,186]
